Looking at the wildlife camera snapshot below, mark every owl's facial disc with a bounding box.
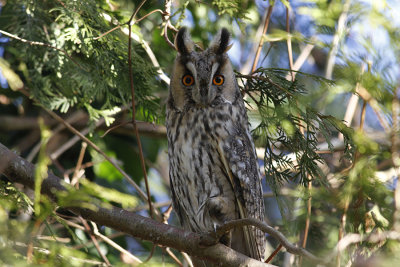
[173,27,233,108]
[185,60,220,106]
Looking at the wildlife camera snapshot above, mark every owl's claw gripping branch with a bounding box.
[198,232,220,247]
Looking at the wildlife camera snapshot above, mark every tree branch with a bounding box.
[0,142,276,267]
[0,30,87,72]
[211,218,321,263]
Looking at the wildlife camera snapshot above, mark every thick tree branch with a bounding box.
[0,142,275,267]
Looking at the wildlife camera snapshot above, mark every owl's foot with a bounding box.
[199,228,232,248]
[199,231,219,246]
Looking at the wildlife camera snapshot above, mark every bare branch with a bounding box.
[251,4,274,73]
[90,222,142,265]
[0,30,87,71]
[128,18,155,219]
[285,3,294,81]
[79,216,111,266]
[211,218,321,262]
[324,0,351,79]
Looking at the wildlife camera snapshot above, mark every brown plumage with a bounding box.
[166,27,265,264]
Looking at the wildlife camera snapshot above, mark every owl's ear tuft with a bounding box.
[175,27,194,54]
[210,28,232,54]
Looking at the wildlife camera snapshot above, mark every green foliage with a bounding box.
[299,0,345,28]
[239,68,354,189]
[80,178,138,209]
[1,0,160,122]
[34,119,52,218]
[0,182,99,267]
[212,0,248,19]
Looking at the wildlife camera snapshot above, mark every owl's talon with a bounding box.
[199,231,219,246]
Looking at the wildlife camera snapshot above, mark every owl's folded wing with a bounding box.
[216,125,265,261]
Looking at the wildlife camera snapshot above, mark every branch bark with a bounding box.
[0,142,275,267]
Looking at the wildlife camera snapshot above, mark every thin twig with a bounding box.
[26,111,86,162]
[325,0,351,79]
[55,0,67,8]
[337,97,367,267]
[163,22,176,49]
[259,43,275,67]
[265,243,283,263]
[94,24,123,40]
[339,63,365,140]
[211,218,321,262]
[144,244,157,263]
[240,12,269,74]
[284,38,316,81]
[239,73,293,96]
[285,2,294,81]
[27,219,43,263]
[359,100,367,130]
[162,204,173,223]
[165,247,184,267]
[392,88,400,230]
[99,13,170,84]
[49,117,105,160]
[356,85,391,132]
[90,222,143,265]
[251,4,274,73]
[129,0,148,23]
[79,217,111,266]
[71,142,87,187]
[133,200,172,212]
[299,180,312,266]
[44,108,149,202]
[0,30,87,71]
[95,9,162,40]
[135,9,164,24]
[162,0,176,49]
[101,120,131,137]
[128,7,154,219]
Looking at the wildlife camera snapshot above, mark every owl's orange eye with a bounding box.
[213,75,224,86]
[182,74,194,86]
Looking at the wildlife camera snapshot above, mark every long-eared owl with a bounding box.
[166,27,265,262]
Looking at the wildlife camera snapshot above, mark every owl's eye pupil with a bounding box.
[182,74,194,86]
[213,75,224,86]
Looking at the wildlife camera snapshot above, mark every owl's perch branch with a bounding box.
[210,218,321,263]
[0,142,276,267]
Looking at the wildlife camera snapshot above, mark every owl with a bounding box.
[166,27,265,263]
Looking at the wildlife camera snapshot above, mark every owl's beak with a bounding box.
[199,87,209,105]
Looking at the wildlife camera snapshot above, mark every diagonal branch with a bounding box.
[0,30,87,71]
[127,8,155,219]
[0,142,276,267]
[251,3,274,74]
